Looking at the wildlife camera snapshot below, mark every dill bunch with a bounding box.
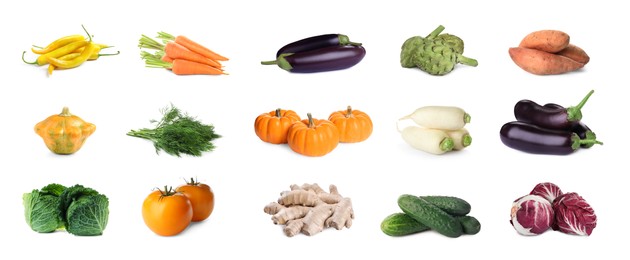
[127,105,221,157]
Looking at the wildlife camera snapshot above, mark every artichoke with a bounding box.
[400,25,478,76]
[436,33,464,54]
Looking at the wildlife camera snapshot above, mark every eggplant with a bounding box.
[544,103,598,148]
[275,34,361,57]
[514,90,594,130]
[500,121,602,155]
[261,45,366,73]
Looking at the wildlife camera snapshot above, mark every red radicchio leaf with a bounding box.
[530,182,563,203]
[511,195,554,236]
[552,192,597,236]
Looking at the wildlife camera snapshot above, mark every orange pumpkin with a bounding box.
[328,106,373,143]
[255,108,301,144]
[287,113,339,156]
[34,107,96,154]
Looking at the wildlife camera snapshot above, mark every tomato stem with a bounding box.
[184,177,200,186]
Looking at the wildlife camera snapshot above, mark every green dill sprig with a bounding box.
[127,104,221,157]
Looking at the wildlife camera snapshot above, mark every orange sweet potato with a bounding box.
[519,30,570,53]
[556,44,590,65]
[509,47,584,75]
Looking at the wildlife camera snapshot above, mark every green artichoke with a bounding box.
[400,25,478,76]
[436,33,464,54]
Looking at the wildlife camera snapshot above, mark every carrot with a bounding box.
[519,30,570,53]
[170,59,225,75]
[509,47,584,75]
[157,32,228,61]
[164,42,222,69]
[556,44,590,65]
[145,57,226,76]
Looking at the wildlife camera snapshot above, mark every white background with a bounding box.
[1,0,627,259]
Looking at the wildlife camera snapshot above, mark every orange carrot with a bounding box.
[157,32,228,61]
[145,57,226,76]
[171,59,225,75]
[164,42,222,69]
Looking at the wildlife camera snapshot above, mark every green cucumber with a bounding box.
[398,194,463,238]
[420,196,471,216]
[457,215,481,235]
[381,213,430,236]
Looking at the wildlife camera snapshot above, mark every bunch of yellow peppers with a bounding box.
[22,25,119,76]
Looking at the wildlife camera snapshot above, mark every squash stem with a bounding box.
[307,113,314,128]
[59,107,72,116]
[275,108,282,117]
[346,106,353,117]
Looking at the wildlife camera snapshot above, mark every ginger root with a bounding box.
[264,183,354,237]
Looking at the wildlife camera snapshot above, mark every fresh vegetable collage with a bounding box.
[18,22,605,242]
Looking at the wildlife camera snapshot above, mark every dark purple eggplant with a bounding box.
[500,121,602,155]
[275,34,361,57]
[514,90,594,130]
[261,45,366,73]
[544,103,598,148]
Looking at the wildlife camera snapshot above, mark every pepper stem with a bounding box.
[567,90,594,122]
[427,25,445,39]
[306,113,314,128]
[98,51,120,57]
[275,108,282,117]
[346,106,353,117]
[81,24,92,42]
[22,51,37,64]
[59,107,72,116]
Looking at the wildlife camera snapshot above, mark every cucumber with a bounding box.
[457,215,481,235]
[381,213,430,236]
[398,194,463,238]
[420,196,471,216]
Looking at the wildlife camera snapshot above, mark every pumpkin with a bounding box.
[255,108,301,144]
[34,107,96,154]
[328,106,373,143]
[287,113,339,156]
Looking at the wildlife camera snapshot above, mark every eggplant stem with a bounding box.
[566,90,594,121]
[261,60,277,65]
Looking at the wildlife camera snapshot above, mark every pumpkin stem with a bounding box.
[59,107,72,117]
[346,106,353,118]
[307,113,314,128]
[275,108,282,118]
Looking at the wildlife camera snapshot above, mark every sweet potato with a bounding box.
[519,30,570,53]
[509,47,584,75]
[556,44,590,65]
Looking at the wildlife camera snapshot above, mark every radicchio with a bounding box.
[552,192,597,236]
[511,195,554,235]
[530,182,563,203]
